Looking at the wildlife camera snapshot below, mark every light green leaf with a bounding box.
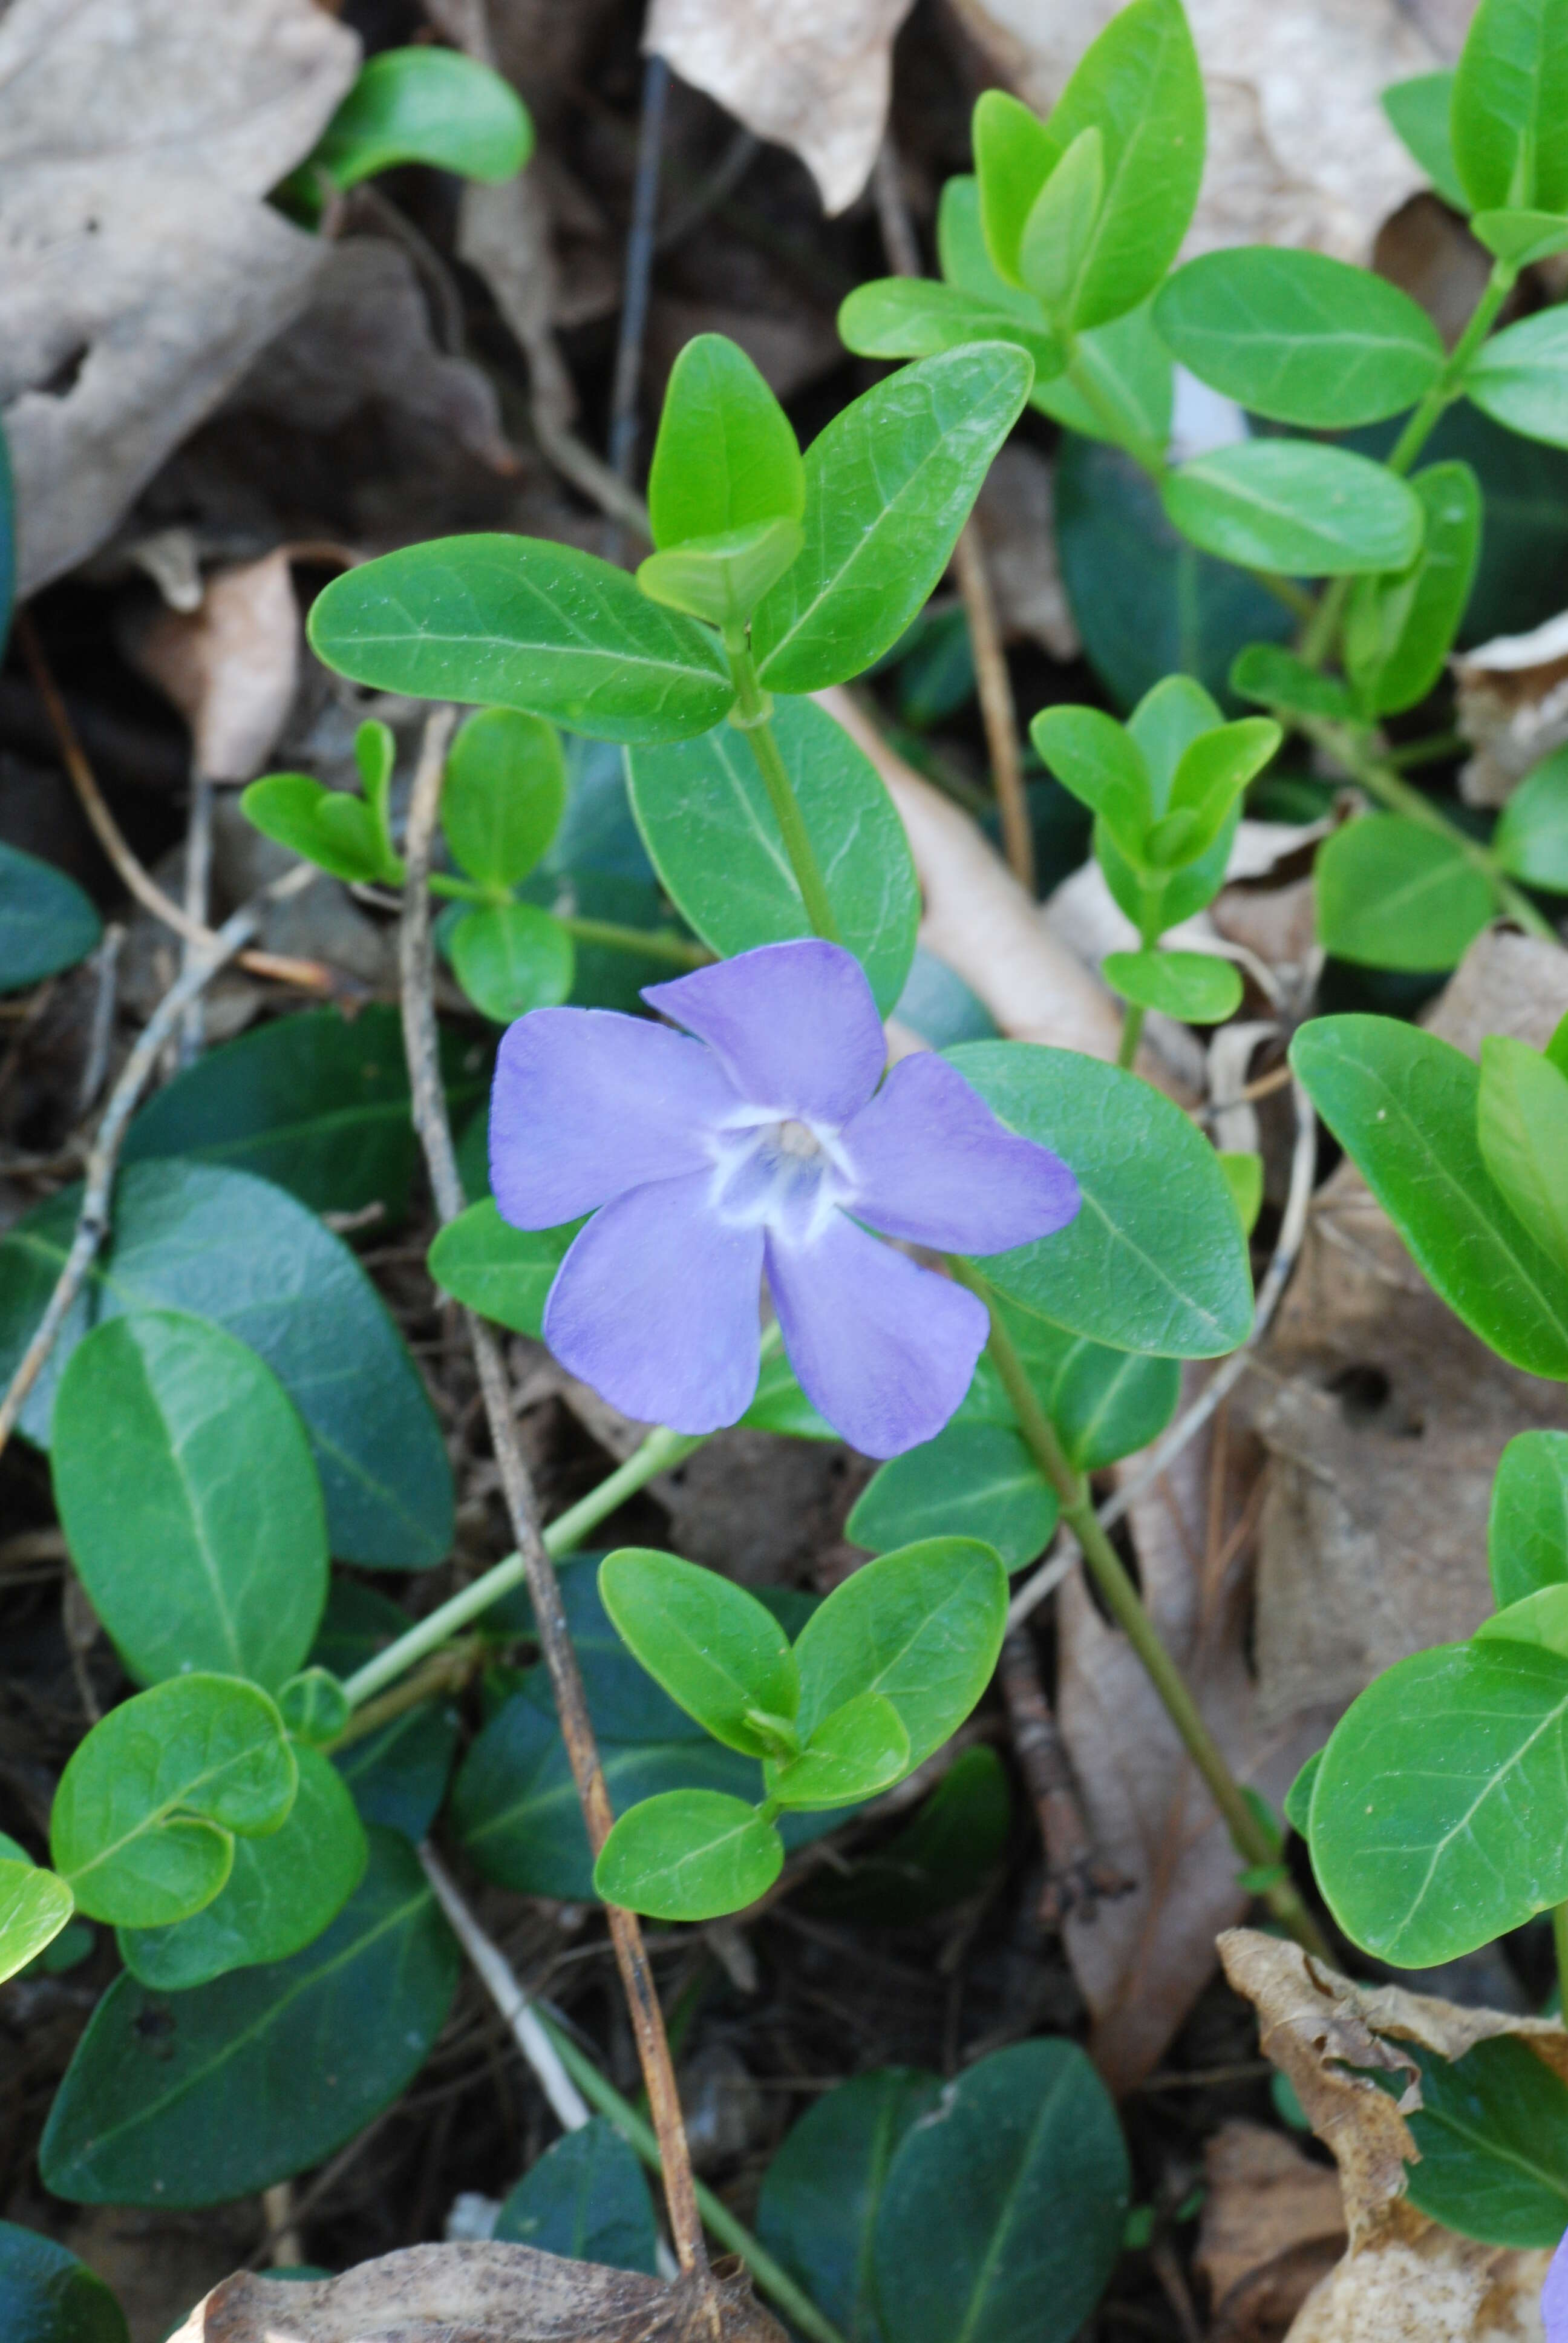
[428,1202,577,1337]
[1472,205,1568,261]
[1029,705,1151,851]
[793,1539,1007,1765]
[0,842,101,995]
[848,1419,1057,1570]
[1152,716,1281,868]
[1488,1428,1568,1604]
[241,773,391,883]
[311,46,531,189]
[838,277,1062,380]
[1469,306,1568,449]
[1494,742,1568,885]
[1031,303,1174,454]
[51,1311,327,1690]
[1451,0,1568,214]
[636,517,803,631]
[442,707,566,889]
[449,903,573,1023]
[0,1860,74,1986]
[1478,1034,1568,1266]
[973,89,1059,286]
[1315,815,1495,971]
[1230,642,1354,721]
[1401,2036,1568,2247]
[1344,462,1481,717]
[1476,1583,1568,1655]
[740,1345,836,1440]
[1018,126,1104,314]
[1382,71,1466,209]
[766,1692,910,1810]
[1162,441,1425,575]
[593,1791,782,1921]
[1102,949,1243,1021]
[647,333,803,549]
[50,1676,297,1928]
[598,1548,799,1758]
[277,1668,351,1747]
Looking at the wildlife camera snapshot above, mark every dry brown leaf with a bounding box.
[172,2241,786,2343]
[125,550,300,783]
[947,0,1445,263]
[1219,1930,1559,2342]
[971,444,1080,663]
[1454,609,1568,807]
[0,0,358,592]
[645,0,916,214]
[1198,2122,1347,2343]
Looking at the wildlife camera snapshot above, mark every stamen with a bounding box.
[774,1118,820,1159]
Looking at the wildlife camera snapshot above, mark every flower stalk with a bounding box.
[724,631,843,942]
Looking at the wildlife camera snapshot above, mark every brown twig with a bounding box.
[997,1627,1129,1927]
[397,709,715,2312]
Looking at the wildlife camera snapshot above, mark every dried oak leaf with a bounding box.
[0,0,358,593]
[172,2241,787,2343]
[645,0,916,214]
[1220,1928,1561,2342]
[1198,2122,1347,2343]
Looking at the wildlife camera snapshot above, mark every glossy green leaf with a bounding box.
[1153,249,1442,427]
[627,695,918,1015]
[0,2223,128,2343]
[50,1676,297,1928]
[240,773,393,883]
[1473,204,1568,260]
[598,1548,799,1757]
[1219,1150,1264,1235]
[766,1693,910,1812]
[872,2041,1129,2343]
[1102,949,1243,1021]
[1029,706,1151,851]
[1018,126,1104,313]
[636,518,802,631]
[802,1746,1011,1924]
[837,278,1062,380]
[1291,1015,1568,1376]
[312,47,531,189]
[495,2119,658,2273]
[1495,742,1568,886]
[1095,675,1243,932]
[428,1202,576,1336]
[1478,1034,1568,1265]
[1475,1582,1568,1654]
[51,1311,327,1690]
[740,1345,835,1440]
[1344,462,1481,716]
[794,1539,1007,1766]
[752,346,1031,692]
[117,1745,366,1990]
[756,2069,942,2343]
[508,1555,713,1745]
[1315,816,1494,971]
[1451,0,1568,214]
[1163,441,1425,575]
[949,1040,1254,1355]
[1230,642,1354,721]
[0,1860,74,1987]
[647,333,803,549]
[442,707,566,888]
[593,1790,782,1920]
[307,537,733,746]
[848,1420,1057,1570]
[277,1668,350,1747]
[1488,1428,1568,1604]
[1028,1329,1181,1471]
[1307,1639,1568,1961]
[40,1830,458,2205]
[1382,71,1467,208]
[1401,2036,1568,2246]
[1151,716,1281,868]
[1030,302,1174,455]
[0,1161,453,1568]
[0,843,100,995]
[448,902,573,1023]
[1468,308,1568,446]
[973,90,1059,284]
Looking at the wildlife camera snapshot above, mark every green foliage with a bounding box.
[428,1202,578,1336]
[597,1549,799,1758]
[448,902,575,1022]
[1450,0,1568,214]
[1399,2036,1568,2246]
[647,333,804,549]
[442,708,567,890]
[802,1747,1011,1924]
[1161,442,1425,576]
[1102,949,1242,1022]
[1314,817,1495,971]
[0,2223,128,2343]
[0,1859,74,1988]
[495,2120,659,2273]
[593,1788,785,1919]
[792,1541,1007,1766]
[1382,71,1466,209]
[1342,462,1481,718]
[1477,1033,1568,1263]
[241,770,400,884]
[1494,742,1568,885]
[0,843,100,995]
[1489,1429,1568,1604]
[307,46,532,191]
[848,1420,1059,1569]
[1468,308,1568,444]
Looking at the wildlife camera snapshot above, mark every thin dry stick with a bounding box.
[996,1626,1129,1927]
[0,861,316,1458]
[398,711,715,2311]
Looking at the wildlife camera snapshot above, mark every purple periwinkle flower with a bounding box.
[489,939,1079,1457]
[1546,2230,1568,2341]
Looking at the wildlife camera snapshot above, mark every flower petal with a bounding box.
[644,940,884,1123]
[1545,2235,1568,2343]
[544,1173,763,1434]
[765,1214,988,1458]
[491,1008,739,1228]
[839,1051,1080,1252]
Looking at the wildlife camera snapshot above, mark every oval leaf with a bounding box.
[1489,1428,1568,1605]
[593,1790,783,1921]
[1315,814,1495,972]
[793,1538,1007,1765]
[442,707,566,889]
[756,2069,942,2340]
[597,1549,799,1758]
[1102,949,1243,1021]
[1161,442,1425,575]
[449,902,573,1023]
[1494,742,1568,887]
[495,2119,659,2273]
[848,1419,1057,1570]
[1468,308,1568,447]
[428,1202,577,1337]
[0,842,100,995]
[313,46,531,187]
[0,1860,74,1985]
[0,2224,128,2343]
[765,1691,909,1811]
[1402,2036,1568,2247]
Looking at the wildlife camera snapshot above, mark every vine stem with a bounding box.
[397,709,716,2313]
[725,634,842,942]
[955,1264,1331,1961]
[1116,1000,1145,1072]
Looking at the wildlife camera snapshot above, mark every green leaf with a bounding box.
[803,1747,1011,1925]
[1476,1582,1568,1654]
[336,1702,458,1843]
[1451,0,1568,214]
[240,773,392,883]
[1472,205,1568,260]
[973,89,1059,285]
[848,1419,1057,1570]
[442,707,566,889]
[597,1548,799,1758]
[1095,675,1243,931]
[636,518,803,631]
[51,1311,327,1690]
[0,2223,128,2343]
[793,1539,1007,1766]
[837,278,1062,380]
[1018,126,1105,314]
[1163,441,1425,575]
[1219,1150,1264,1235]
[1315,816,1495,971]
[117,1745,366,1990]
[1307,1639,1568,1962]
[1468,307,1568,445]
[0,1160,453,1568]
[1291,1015,1568,1376]
[1382,71,1468,209]
[1478,1034,1568,1264]
[1488,1429,1568,1603]
[1031,304,1174,454]
[39,1830,458,2205]
[0,1860,74,1986]
[1152,716,1281,868]
[311,46,531,188]
[307,537,734,746]
[0,843,100,994]
[647,333,804,549]
[1344,462,1481,716]
[448,902,573,1023]
[766,1693,910,1811]
[751,346,1032,693]
[1401,2036,1568,2246]
[872,2041,1129,2343]
[627,695,919,1015]
[1495,743,1568,886]
[1282,1749,1322,1835]
[949,1041,1255,1355]
[960,1301,1182,1469]
[756,2068,943,2342]
[50,1676,297,1928]
[1102,949,1243,1022]
[1153,249,1443,428]
[1230,642,1354,721]
[506,1555,714,1745]
[593,1790,783,1921]
[277,1668,351,1746]
[1029,705,1152,851]
[495,2119,659,2273]
[428,1202,577,1336]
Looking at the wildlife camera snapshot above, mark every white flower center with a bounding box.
[707,1111,852,1244]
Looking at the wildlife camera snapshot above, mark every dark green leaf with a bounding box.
[647,333,803,549]
[837,278,1062,379]
[801,1745,1011,1924]
[1489,1429,1568,1604]
[1402,2036,1568,2246]
[448,903,573,1023]
[1494,741,1568,885]
[1162,442,1425,575]
[593,1790,783,1920]
[336,1702,459,1843]
[312,46,531,188]
[0,2222,128,2343]
[495,2119,658,2273]
[1382,71,1467,209]
[597,1548,799,1758]
[0,844,100,995]
[848,1421,1057,1569]
[1315,815,1495,971]
[1451,0,1568,214]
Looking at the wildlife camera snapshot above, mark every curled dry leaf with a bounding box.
[125,550,300,783]
[1454,609,1568,808]
[1198,2122,1347,2343]
[172,2240,788,2343]
[0,0,358,592]
[645,0,916,215]
[1219,1928,1560,2342]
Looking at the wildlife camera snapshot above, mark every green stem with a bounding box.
[1386,730,1464,771]
[961,1267,1332,1961]
[532,2007,847,2343]
[725,634,842,943]
[426,872,490,903]
[1116,1000,1146,1072]
[560,916,710,968]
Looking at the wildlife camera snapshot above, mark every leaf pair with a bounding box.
[638,336,805,630]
